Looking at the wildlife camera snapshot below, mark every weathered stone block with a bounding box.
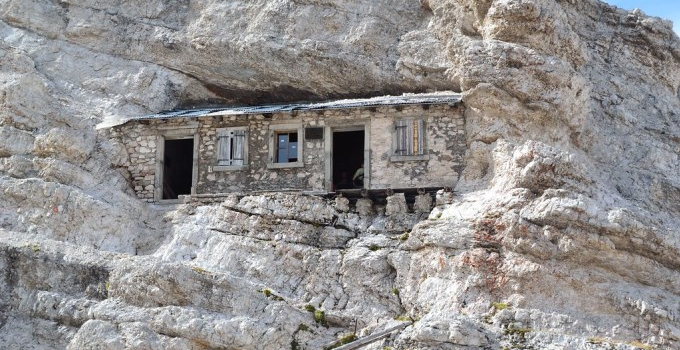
[356,198,374,216]
[386,193,408,216]
[435,189,454,206]
[414,194,433,213]
[335,196,350,212]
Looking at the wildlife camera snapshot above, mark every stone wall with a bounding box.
[110,126,158,202]
[368,104,465,189]
[111,103,466,201]
[197,113,326,193]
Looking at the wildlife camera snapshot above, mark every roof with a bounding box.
[100,92,462,129]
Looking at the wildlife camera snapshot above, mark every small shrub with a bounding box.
[482,315,492,324]
[191,266,210,275]
[400,233,409,241]
[291,323,311,350]
[587,337,608,345]
[587,337,605,344]
[22,243,40,252]
[628,341,653,350]
[492,302,509,311]
[303,304,327,326]
[325,333,357,350]
[313,310,328,327]
[391,288,399,296]
[261,288,284,301]
[368,244,380,251]
[429,212,442,220]
[337,333,357,345]
[504,325,532,340]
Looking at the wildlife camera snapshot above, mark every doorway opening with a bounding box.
[332,129,364,190]
[162,138,194,199]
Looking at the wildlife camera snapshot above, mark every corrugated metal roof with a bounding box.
[114,92,462,126]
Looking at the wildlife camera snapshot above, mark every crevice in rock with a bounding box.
[220,203,359,236]
[208,227,348,250]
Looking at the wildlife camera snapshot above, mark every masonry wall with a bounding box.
[367,104,465,189]
[110,125,158,202]
[111,103,466,202]
[197,113,325,193]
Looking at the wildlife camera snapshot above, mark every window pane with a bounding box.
[278,134,289,147]
[277,134,289,163]
[278,148,288,163]
[289,142,297,161]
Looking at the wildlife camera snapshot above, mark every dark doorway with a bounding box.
[163,138,194,199]
[333,130,364,190]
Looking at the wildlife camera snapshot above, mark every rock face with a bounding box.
[1,0,679,349]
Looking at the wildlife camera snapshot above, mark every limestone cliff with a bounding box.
[1,0,679,349]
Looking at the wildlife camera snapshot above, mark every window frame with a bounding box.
[267,123,304,169]
[390,118,430,162]
[275,131,299,163]
[213,126,249,171]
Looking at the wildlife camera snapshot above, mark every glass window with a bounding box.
[276,131,298,163]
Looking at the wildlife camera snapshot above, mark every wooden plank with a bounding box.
[330,322,412,350]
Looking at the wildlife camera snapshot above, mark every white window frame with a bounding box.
[267,123,304,169]
[214,126,248,171]
[390,118,430,162]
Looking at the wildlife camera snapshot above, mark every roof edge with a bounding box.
[100,92,462,129]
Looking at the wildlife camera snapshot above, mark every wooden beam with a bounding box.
[329,322,412,350]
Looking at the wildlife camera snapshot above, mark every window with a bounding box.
[275,131,298,163]
[395,119,425,156]
[267,123,304,169]
[216,127,247,167]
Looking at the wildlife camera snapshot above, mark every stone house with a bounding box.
[106,93,465,203]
